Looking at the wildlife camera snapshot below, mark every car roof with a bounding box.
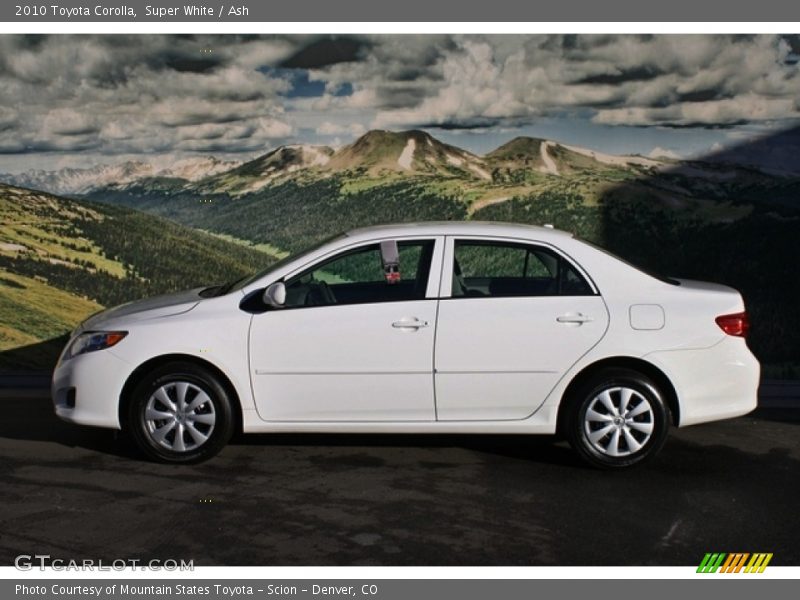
[344,221,573,241]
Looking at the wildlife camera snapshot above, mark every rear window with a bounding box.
[452,240,594,297]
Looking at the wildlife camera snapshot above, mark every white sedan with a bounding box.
[52,222,759,468]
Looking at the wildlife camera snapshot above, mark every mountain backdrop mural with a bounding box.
[1,34,799,375]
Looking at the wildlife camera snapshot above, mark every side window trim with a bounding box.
[439,236,456,298]
[441,235,598,299]
[425,235,446,299]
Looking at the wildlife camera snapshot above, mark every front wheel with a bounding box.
[126,362,235,463]
[565,368,670,469]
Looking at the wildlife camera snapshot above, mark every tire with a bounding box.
[565,368,670,469]
[126,362,235,464]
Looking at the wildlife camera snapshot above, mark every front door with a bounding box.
[250,238,441,421]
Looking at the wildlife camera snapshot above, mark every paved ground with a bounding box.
[0,393,798,567]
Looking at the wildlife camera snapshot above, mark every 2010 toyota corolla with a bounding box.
[52,222,759,468]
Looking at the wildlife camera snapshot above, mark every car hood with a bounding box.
[78,287,207,332]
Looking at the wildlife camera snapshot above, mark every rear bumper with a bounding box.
[646,336,760,427]
[52,349,130,429]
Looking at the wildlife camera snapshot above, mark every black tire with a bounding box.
[565,368,669,469]
[126,362,235,464]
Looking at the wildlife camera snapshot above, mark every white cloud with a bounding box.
[593,95,797,127]
[0,35,297,158]
[354,35,800,130]
[254,117,294,138]
[41,108,98,136]
[0,34,798,167]
[316,121,366,136]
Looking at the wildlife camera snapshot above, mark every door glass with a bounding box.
[284,240,435,307]
[453,240,593,297]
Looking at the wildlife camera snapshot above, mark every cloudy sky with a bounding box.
[1,34,799,172]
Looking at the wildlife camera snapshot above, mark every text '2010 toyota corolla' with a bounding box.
[52,222,759,468]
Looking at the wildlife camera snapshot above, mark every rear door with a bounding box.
[434,237,609,420]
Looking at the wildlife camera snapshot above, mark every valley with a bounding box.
[2,129,799,374]
[0,184,276,370]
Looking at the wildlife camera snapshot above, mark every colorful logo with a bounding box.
[697,553,773,573]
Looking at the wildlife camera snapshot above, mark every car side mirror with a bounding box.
[263,282,286,308]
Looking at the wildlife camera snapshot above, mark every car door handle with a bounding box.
[392,318,429,330]
[556,313,593,324]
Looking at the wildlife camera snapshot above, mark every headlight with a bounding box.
[64,331,128,360]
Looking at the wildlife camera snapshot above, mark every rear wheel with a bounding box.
[565,368,669,469]
[126,362,234,463]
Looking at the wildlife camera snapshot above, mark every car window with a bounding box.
[226,233,345,294]
[452,240,593,297]
[283,240,435,308]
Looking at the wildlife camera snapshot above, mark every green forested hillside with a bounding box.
[88,176,800,375]
[0,184,276,370]
[9,131,800,375]
[88,178,468,253]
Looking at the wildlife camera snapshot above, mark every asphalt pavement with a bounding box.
[0,388,798,566]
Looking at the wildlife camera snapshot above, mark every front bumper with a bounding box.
[646,336,760,427]
[52,349,132,429]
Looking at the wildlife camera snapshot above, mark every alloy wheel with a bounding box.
[583,386,655,457]
[144,381,216,452]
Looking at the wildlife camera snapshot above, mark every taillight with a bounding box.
[716,311,749,338]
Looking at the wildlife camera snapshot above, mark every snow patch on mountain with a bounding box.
[648,147,681,160]
[1,156,242,196]
[3,161,154,196]
[562,143,663,168]
[446,153,464,167]
[285,145,331,168]
[160,157,241,181]
[468,164,492,181]
[539,141,559,175]
[398,139,416,170]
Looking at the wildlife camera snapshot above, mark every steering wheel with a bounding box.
[317,280,336,304]
[305,280,336,306]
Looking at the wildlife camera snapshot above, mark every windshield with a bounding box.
[221,233,346,295]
